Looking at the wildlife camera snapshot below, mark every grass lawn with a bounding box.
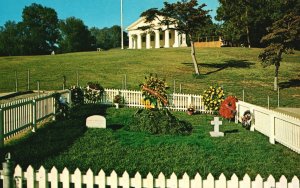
[0,47,299,108]
[1,104,299,180]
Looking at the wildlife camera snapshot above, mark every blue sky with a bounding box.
[0,0,219,29]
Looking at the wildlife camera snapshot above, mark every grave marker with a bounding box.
[210,117,224,137]
[86,115,106,128]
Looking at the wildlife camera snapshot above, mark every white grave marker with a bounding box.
[210,117,224,137]
[86,115,106,128]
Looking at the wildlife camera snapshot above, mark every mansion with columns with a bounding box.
[126,16,187,49]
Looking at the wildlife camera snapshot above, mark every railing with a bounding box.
[236,101,300,153]
[0,163,299,188]
[101,89,207,112]
[0,90,71,147]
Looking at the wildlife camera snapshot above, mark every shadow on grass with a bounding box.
[183,60,255,75]
[107,124,125,130]
[279,79,300,89]
[0,104,109,168]
[224,129,239,135]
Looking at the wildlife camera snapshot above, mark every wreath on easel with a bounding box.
[219,96,238,120]
[140,74,169,108]
[241,110,252,130]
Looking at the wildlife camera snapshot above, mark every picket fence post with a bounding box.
[50,167,59,188]
[15,165,23,188]
[0,108,4,148]
[68,90,72,105]
[52,96,56,121]
[250,107,255,131]
[188,95,192,106]
[269,114,275,144]
[32,100,37,132]
[235,102,239,124]
[2,153,14,188]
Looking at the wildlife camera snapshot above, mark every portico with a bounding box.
[126,16,187,49]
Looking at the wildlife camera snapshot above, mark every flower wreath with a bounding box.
[240,110,252,130]
[219,96,238,120]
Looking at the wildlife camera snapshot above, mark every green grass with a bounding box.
[0,47,299,108]
[1,104,299,180]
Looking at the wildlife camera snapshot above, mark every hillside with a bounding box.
[0,47,299,107]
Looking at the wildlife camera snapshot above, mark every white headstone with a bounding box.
[210,117,224,137]
[86,115,106,128]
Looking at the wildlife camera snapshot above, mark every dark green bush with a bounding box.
[69,86,84,105]
[128,108,192,135]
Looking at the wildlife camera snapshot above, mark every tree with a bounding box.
[90,25,128,50]
[216,0,254,47]
[0,21,23,56]
[140,0,210,75]
[58,17,96,53]
[22,3,60,55]
[259,13,300,91]
[216,0,300,48]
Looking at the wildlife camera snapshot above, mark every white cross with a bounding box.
[210,117,224,137]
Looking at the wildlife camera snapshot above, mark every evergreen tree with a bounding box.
[259,13,300,91]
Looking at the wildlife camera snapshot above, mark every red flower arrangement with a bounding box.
[219,96,238,120]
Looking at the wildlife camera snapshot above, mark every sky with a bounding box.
[0,0,219,29]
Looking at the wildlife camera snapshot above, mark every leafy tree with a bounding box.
[58,17,96,53]
[140,0,210,75]
[195,18,221,42]
[22,3,60,55]
[0,21,23,56]
[90,27,111,50]
[216,0,300,48]
[216,0,253,47]
[90,25,128,50]
[259,13,300,91]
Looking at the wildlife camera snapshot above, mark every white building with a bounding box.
[126,16,187,49]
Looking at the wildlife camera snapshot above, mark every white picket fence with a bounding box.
[0,90,70,147]
[0,165,296,188]
[236,101,300,154]
[101,88,207,112]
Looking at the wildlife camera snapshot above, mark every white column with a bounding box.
[133,36,136,49]
[164,29,170,48]
[146,33,151,49]
[178,34,182,47]
[173,30,179,47]
[128,34,133,49]
[137,33,142,49]
[155,30,160,48]
[181,33,187,47]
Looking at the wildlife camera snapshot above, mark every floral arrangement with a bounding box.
[141,99,155,109]
[69,85,84,105]
[241,110,253,130]
[202,85,225,111]
[219,96,238,120]
[187,105,195,115]
[84,82,104,103]
[113,94,122,104]
[140,74,169,108]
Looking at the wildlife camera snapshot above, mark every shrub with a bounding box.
[53,92,70,119]
[69,86,84,106]
[84,82,104,103]
[128,108,193,135]
[202,86,225,111]
[113,95,123,104]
